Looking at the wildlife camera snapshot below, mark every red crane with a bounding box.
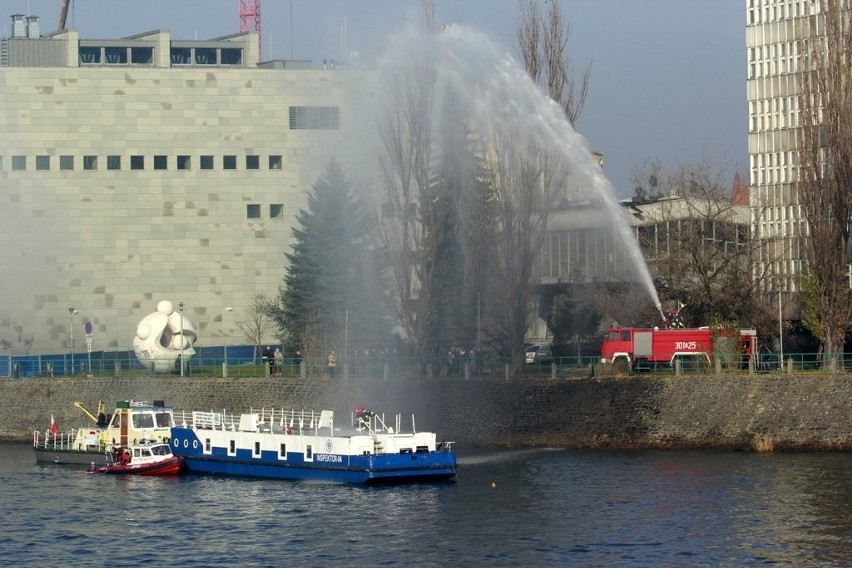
[239,0,262,62]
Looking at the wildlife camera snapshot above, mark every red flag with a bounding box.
[49,415,58,435]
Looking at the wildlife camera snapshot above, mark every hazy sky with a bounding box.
[8,0,747,196]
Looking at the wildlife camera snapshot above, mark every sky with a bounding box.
[6,0,747,197]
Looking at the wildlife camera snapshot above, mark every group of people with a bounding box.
[439,346,483,377]
[261,346,304,377]
[262,346,284,376]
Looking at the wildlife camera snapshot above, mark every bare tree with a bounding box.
[633,161,778,338]
[373,1,591,370]
[516,0,591,124]
[796,0,852,366]
[475,0,591,371]
[237,293,275,364]
[374,16,439,362]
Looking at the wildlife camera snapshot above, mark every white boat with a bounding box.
[33,400,176,467]
[170,407,458,484]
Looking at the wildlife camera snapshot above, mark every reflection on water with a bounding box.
[1,444,850,566]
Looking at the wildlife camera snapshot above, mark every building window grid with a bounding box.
[7,153,289,172]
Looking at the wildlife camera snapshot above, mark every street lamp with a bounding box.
[68,308,78,375]
[225,307,233,364]
[178,301,185,377]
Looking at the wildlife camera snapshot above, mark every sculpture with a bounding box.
[133,300,197,373]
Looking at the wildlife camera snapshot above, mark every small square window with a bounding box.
[269,155,283,170]
[224,155,237,170]
[107,155,122,170]
[154,155,168,170]
[246,155,260,170]
[60,155,74,170]
[270,204,284,219]
[84,155,98,170]
[130,155,145,170]
[12,156,27,171]
[246,204,261,219]
[36,155,50,171]
[177,155,191,170]
[200,155,214,170]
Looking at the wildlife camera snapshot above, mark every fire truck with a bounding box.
[600,326,758,372]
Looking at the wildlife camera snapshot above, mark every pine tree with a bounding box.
[273,160,391,358]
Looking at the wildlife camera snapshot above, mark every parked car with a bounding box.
[525,344,553,365]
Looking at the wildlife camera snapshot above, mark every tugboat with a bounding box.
[87,439,183,476]
[170,407,458,484]
[33,400,176,467]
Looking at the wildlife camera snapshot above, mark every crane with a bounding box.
[239,0,262,62]
[57,0,71,31]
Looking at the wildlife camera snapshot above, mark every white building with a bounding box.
[0,18,367,354]
[745,0,812,319]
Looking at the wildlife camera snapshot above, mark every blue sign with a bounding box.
[84,321,93,335]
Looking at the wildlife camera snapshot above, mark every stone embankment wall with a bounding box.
[1,374,850,451]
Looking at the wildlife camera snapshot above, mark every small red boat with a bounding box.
[88,440,182,476]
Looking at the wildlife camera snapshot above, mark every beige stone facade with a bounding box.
[0,27,363,354]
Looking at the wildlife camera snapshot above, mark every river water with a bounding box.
[1,443,850,566]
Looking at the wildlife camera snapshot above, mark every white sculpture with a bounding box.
[133,300,197,372]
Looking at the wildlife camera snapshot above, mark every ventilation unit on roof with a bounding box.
[9,14,40,39]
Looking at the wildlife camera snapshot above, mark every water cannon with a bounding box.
[655,303,665,322]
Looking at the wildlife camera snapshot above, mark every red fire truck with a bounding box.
[600,326,757,372]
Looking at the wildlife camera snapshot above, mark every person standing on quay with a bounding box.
[274,347,283,377]
[327,350,337,378]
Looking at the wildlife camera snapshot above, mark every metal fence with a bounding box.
[0,349,848,378]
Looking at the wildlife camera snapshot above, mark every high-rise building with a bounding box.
[0,21,367,355]
[746,0,812,319]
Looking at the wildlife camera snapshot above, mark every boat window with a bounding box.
[141,448,152,457]
[205,439,211,452]
[306,445,312,459]
[279,443,286,459]
[133,413,155,429]
[155,412,172,427]
[152,445,170,456]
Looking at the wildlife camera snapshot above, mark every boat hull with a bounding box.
[171,427,457,484]
[88,456,183,476]
[34,447,110,467]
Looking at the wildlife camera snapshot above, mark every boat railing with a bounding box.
[355,412,417,437]
[33,428,106,452]
[174,408,334,435]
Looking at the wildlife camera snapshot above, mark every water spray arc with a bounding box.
[377,24,662,311]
